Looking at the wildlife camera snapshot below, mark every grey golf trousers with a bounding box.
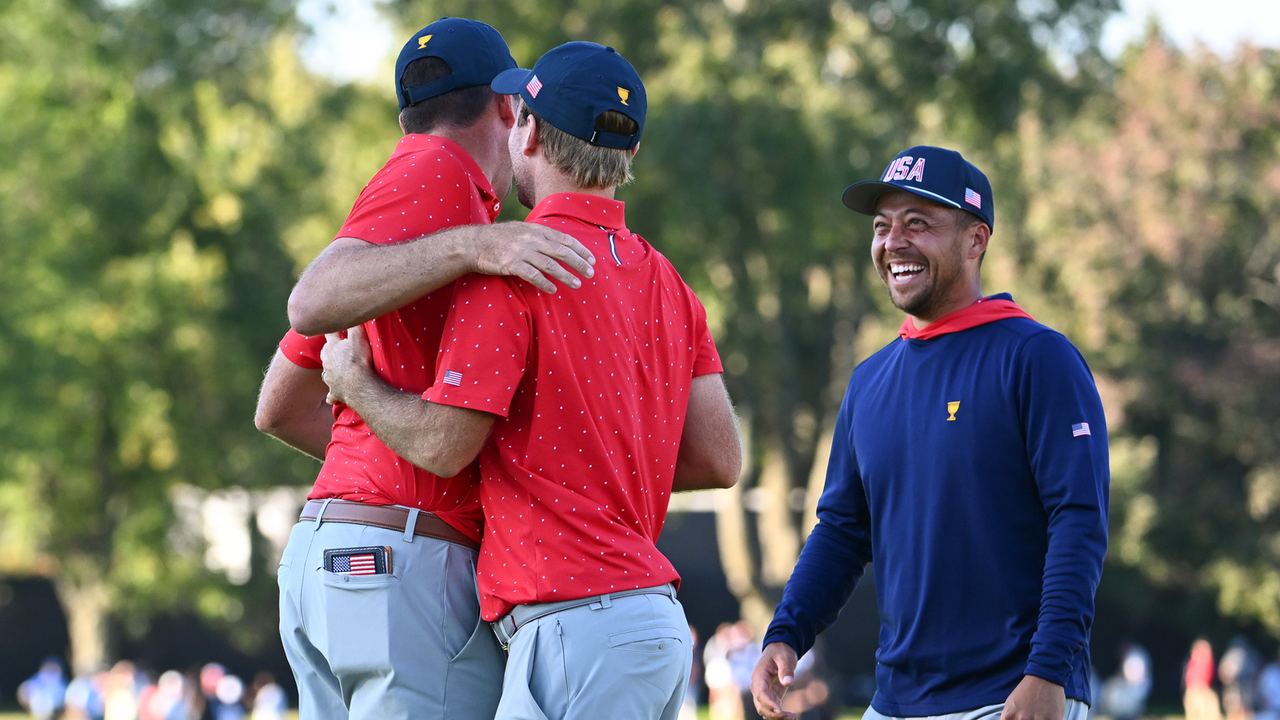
[278,512,504,719]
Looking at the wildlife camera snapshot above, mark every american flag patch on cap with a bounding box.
[526,75,543,98]
[965,188,982,208]
[443,369,463,386]
[1072,422,1091,437]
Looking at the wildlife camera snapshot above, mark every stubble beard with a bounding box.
[514,161,536,209]
[888,276,937,317]
[880,232,968,320]
[494,154,514,202]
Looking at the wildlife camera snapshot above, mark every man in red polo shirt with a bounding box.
[254,20,597,720]
[321,42,741,720]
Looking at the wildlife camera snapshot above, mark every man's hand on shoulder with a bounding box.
[289,223,597,336]
[751,642,799,720]
[320,326,375,407]
[468,222,595,294]
[1001,675,1066,720]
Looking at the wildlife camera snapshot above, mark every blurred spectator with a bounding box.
[246,671,285,720]
[142,670,190,720]
[679,625,702,720]
[1257,650,1280,720]
[726,622,763,720]
[18,657,68,720]
[103,661,140,720]
[33,659,275,720]
[705,622,746,720]
[64,669,107,720]
[1098,643,1152,720]
[247,671,285,720]
[1221,637,1263,720]
[198,663,226,720]
[1187,638,1224,720]
[213,674,245,720]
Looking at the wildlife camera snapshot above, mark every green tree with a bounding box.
[1005,37,1280,633]
[0,0,385,670]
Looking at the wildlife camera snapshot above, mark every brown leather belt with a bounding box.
[299,499,479,551]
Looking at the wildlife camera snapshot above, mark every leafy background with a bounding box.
[1,0,1278,706]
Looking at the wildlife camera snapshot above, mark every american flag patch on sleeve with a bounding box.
[1071,422,1091,437]
[443,369,463,386]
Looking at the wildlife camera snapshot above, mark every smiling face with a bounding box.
[871,191,989,324]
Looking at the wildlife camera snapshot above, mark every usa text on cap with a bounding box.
[842,146,995,230]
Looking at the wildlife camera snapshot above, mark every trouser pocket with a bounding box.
[608,626,685,653]
[321,571,397,680]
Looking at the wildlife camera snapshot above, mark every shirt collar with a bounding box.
[393,134,502,216]
[898,293,1034,341]
[526,193,627,232]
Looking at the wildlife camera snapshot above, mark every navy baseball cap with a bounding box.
[394,18,517,110]
[491,42,645,151]
[842,146,995,229]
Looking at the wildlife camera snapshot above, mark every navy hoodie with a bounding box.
[764,296,1109,716]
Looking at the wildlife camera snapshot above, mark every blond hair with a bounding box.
[516,100,637,189]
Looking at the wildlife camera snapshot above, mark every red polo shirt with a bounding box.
[423,193,723,620]
[278,134,502,543]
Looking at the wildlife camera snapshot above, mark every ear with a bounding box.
[398,112,408,136]
[628,142,640,158]
[495,92,515,129]
[519,114,540,157]
[966,222,991,260]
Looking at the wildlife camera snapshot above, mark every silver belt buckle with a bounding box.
[491,614,517,652]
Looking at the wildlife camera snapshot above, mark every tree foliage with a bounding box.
[1004,38,1280,633]
[1,0,1277,672]
[0,0,367,669]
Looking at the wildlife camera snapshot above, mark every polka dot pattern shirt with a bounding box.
[423,193,723,621]
[279,134,502,543]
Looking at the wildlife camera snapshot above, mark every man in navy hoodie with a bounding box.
[751,147,1109,720]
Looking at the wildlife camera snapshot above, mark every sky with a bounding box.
[1100,0,1280,58]
[294,0,394,84]
[294,0,1280,84]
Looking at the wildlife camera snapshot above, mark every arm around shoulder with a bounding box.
[288,223,597,336]
[672,373,742,492]
[288,236,472,336]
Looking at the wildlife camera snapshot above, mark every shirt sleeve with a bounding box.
[422,275,532,418]
[336,149,478,244]
[1017,331,1110,687]
[689,291,723,377]
[279,329,324,370]
[762,382,873,656]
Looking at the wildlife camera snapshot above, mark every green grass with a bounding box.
[692,707,868,720]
